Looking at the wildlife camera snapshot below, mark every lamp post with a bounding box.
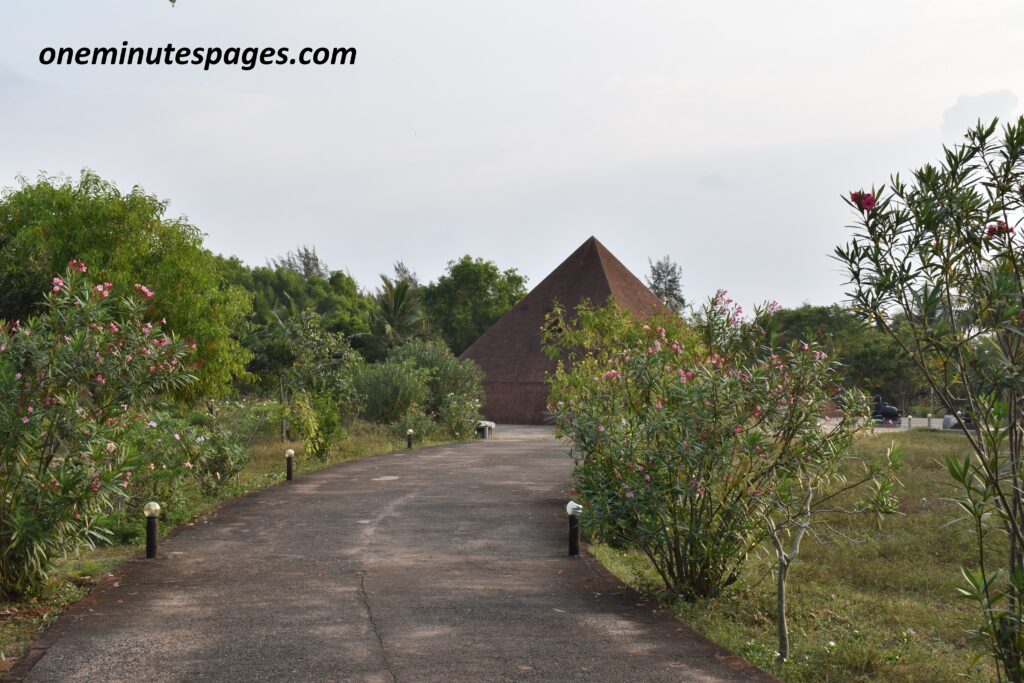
[406,429,414,449]
[566,501,582,557]
[144,501,160,559]
[285,448,295,481]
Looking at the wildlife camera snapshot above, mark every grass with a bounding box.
[0,421,462,677]
[591,429,996,681]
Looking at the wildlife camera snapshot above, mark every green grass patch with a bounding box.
[0,421,463,677]
[590,430,995,681]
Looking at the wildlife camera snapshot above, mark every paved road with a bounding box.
[12,427,773,682]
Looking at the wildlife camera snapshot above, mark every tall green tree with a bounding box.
[0,171,251,398]
[422,255,527,355]
[645,255,686,314]
[359,275,428,360]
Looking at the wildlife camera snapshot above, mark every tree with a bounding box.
[268,246,330,280]
[218,255,373,387]
[766,304,927,410]
[835,116,1024,680]
[392,261,419,287]
[359,275,428,360]
[0,171,251,398]
[422,255,528,355]
[645,255,686,314]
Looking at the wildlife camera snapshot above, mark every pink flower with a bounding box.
[15,372,21,380]
[626,490,635,498]
[597,425,605,433]
[22,416,29,424]
[851,190,876,211]
[106,442,116,453]
[90,479,101,491]
[95,374,106,385]
[602,369,620,380]
[69,259,87,273]
[734,425,742,433]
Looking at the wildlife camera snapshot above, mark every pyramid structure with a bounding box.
[460,236,670,424]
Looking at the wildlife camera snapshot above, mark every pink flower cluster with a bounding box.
[68,259,88,273]
[93,282,113,298]
[986,220,1015,238]
[134,283,155,299]
[850,190,876,211]
[52,277,65,293]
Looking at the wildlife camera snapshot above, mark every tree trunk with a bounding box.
[776,556,789,662]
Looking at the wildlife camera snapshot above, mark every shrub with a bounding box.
[286,391,343,462]
[0,262,193,596]
[392,406,435,441]
[354,359,431,425]
[388,339,484,437]
[546,296,890,620]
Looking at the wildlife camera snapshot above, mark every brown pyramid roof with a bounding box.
[460,236,670,424]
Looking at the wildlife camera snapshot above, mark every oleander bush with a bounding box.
[0,262,194,596]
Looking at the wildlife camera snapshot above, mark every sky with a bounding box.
[1,1,1023,310]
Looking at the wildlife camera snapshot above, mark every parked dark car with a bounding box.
[872,396,902,426]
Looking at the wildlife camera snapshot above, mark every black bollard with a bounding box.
[146,516,158,558]
[286,448,294,481]
[569,514,580,557]
[144,501,161,559]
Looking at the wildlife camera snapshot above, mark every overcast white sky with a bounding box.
[1,1,1023,309]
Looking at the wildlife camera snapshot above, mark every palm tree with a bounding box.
[358,275,427,359]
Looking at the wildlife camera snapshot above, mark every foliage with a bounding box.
[388,339,484,437]
[353,359,431,425]
[0,171,252,398]
[766,304,927,410]
[218,255,373,386]
[285,391,342,462]
[118,409,249,523]
[646,255,686,314]
[422,255,528,354]
[279,310,363,418]
[359,275,429,360]
[834,115,1024,680]
[0,262,193,596]
[268,245,330,280]
[546,296,894,660]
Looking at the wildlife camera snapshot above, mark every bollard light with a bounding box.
[406,429,414,449]
[144,501,160,559]
[566,501,582,557]
[285,448,295,481]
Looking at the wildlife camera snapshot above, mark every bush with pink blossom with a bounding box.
[0,262,193,596]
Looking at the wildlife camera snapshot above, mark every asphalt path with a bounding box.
[12,426,774,682]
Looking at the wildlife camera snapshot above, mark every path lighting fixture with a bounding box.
[144,502,160,559]
[566,501,582,557]
[406,429,414,449]
[285,448,295,481]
